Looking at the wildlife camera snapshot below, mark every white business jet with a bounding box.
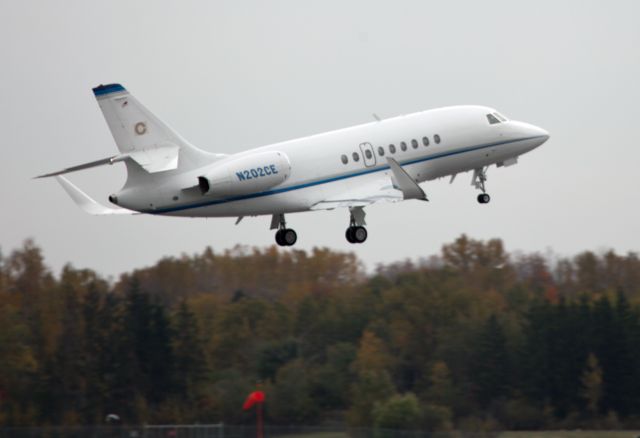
[37,83,549,246]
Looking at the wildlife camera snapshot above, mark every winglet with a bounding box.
[55,176,135,215]
[386,158,428,201]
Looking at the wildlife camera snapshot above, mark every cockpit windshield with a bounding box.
[487,112,508,124]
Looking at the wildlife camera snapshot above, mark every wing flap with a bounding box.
[311,178,404,211]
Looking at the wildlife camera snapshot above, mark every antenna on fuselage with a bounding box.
[372,113,381,122]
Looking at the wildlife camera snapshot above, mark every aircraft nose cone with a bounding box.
[520,122,550,146]
[535,126,550,143]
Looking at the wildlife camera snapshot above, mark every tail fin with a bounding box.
[92,84,219,174]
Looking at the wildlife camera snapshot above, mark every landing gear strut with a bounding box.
[271,214,297,247]
[472,167,491,204]
[345,207,367,244]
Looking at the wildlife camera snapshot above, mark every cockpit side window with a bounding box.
[493,112,507,122]
[487,113,500,124]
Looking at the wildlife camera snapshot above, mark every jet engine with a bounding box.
[198,151,291,197]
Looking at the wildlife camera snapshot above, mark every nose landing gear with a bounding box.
[477,193,491,204]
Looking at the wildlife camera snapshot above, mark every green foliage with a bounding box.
[373,393,422,430]
[257,339,298,381]
[347,330,396,426]
[1,236,640,430]
[496,397,549,430]
[424,361,455,407]
[471,314,509,405]
[348,371,395,426]
[268,360,320,424]
[422,403,453,431]
[173,301,207,403]
[309,343,356,409]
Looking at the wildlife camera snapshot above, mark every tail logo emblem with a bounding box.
[134,122,147,135]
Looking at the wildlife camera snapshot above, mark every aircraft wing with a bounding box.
[311,158,429,210]
[310,176,404,210]
[55,176,137,215]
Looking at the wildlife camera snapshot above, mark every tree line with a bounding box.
[0,236,639,430]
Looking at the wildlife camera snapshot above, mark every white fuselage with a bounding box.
[114,105,548,217]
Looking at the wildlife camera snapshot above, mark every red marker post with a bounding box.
[243,389,266,438]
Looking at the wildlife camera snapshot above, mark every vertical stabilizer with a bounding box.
[92,84,218,175]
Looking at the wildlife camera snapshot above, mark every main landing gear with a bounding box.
[472,167,491,204]
[270,208,370,247]
[345,207,367,244]
[271,214,297,247]
[346,226,367,244]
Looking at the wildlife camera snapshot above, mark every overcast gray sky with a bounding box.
[1,0,639,278]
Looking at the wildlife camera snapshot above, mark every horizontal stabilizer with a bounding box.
[36,156,126,178]
[55,176,136,215]
[35,145,179,179]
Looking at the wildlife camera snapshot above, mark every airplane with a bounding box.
[37,83,549,246]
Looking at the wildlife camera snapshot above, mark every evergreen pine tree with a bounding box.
[173,301,207,403]
[472,314,510,406]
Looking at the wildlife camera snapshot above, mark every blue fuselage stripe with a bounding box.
[147,135,541,214]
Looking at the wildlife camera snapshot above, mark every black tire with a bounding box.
[353,226,368,243]
[346,227,356,243]
[477,193,490,204]
[275,230,285,246]
[283,228,297,246]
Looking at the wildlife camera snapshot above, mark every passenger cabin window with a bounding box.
[411,139,418,149]
[378,146,385,156]
[400,141,407,151]
[341,154,348,164]
[365,149,373,159]
[422,136,430,146]
[434,134,441,144]
[487,113,500,124]
[389,144,396,154]
[352,152,360,162]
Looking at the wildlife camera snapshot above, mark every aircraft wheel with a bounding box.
[353,226,368,243]
[275,230,286,246]
[477,193,491,204]
[282,228,297,246]
[346,227,356,244]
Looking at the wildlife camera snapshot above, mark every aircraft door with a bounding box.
[359,142,376,167]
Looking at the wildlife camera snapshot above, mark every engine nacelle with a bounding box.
[198,151,291,197]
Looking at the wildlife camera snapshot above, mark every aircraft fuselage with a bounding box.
[114,105,548,217]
